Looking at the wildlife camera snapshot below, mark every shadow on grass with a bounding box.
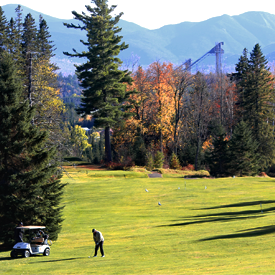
[29,257,84,263]
[193,206,275,218]
[199,225,275,241]
[159,199,275,241]
[199,200,275,210]
[0,257,14,261]
[0,245,12,252]
[158,215,262,227]
[159,199,275,227]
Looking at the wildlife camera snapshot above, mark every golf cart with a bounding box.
[11,226,51,258]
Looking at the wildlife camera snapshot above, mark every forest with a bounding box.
[1,4,275,178]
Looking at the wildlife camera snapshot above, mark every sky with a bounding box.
[2,0,275,30]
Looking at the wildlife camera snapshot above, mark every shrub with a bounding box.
[154,151,164,168]
[182,164,195,171]
[105,157,134,170]
[146,153,154,171]
[170,153,181,170]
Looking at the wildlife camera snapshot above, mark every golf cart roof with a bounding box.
[16,226,46,229]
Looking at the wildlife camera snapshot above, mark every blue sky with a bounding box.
[2,0,275,29]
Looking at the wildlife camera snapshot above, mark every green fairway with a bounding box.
[1,170,275,274]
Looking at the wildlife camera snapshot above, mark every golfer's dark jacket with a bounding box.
[14,227,24,243]
[93,231,104,244]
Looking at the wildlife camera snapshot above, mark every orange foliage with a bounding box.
[119,62,177,152]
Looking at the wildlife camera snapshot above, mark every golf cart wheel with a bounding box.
[23,250,30,258]
[10,250,17,258]
[43,248,50,256]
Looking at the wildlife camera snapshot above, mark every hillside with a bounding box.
[3,4,275,74]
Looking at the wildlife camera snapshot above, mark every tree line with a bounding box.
[113,45,275,176]
[62,0,275,177]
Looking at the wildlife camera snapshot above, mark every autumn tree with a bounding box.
[64,0,133,163]
[146,61,175,152]
[111,66,149,163]
[30,15,66,154]
[187,72,212,170]
[168,65,193,154]
[70,125,92,159]
[209,73,237,135]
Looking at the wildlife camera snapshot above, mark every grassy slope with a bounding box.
[1,169,275,274]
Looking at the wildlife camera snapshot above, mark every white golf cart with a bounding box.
[11,225,51,258]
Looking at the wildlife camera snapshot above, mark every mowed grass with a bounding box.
[1,169,275,274]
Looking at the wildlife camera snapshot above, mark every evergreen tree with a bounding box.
[7,6,23,63]
[32,15,64,152]
[233,44,275,169]
[154,151,164,169]
[64,0,133,163]
[146,152,154,171]
[170,152,181,170]
[206,125,229,177]
[231,48,249,120]
[0,52,65,246]
[37,15,56,59]
[22,13,37,56]
[228,121,260,176]
[0,6,8,53]
[133,134,147,166]
[90,133,102,164]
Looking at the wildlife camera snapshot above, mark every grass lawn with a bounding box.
[1,168,275,274]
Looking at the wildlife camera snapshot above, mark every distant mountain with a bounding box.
[3,4,275,74]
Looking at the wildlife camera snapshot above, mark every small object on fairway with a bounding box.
[233,175,235,178]
[158,202,161,206]
[205,186,207,189]
[178,187,180,189]
[145,189,148,192]
[88,256,90,258]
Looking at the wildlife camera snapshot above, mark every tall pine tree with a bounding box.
[228,120,260,176]
[64,0,133,162]
[7,6,23,64]
[206,125,229,177]
[233,44,275,169]
[0,51,65,246]
[0,6,8,53]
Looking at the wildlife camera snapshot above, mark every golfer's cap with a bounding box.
[92,229,96,233]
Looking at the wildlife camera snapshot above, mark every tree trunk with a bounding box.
[195,133,200,171]
[105,126,112,163]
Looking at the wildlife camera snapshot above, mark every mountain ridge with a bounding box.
[2,4,275,74]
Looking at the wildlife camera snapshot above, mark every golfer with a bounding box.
[14,222,24,243]
[92,229,105,257]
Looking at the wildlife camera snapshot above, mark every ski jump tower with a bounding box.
[184,42,224,74]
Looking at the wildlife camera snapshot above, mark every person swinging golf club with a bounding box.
[92,229,105,257]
